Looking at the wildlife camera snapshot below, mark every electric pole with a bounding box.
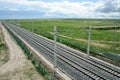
[54,26,57,68]
[32,21,34,33]
[113,22,117,51]
[87,26,91,56]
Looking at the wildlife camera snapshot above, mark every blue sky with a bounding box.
[0,0,120,19]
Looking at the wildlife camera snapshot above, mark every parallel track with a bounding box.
[9,24,105,79]
[32,33,120,78]
[4,22,120,80]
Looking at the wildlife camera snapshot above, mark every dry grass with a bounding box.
[0,66,43,80]
[0,50,9,67]
[0,27,9,67]
[0,22,44,80]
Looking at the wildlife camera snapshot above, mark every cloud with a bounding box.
[9,8,19,11]
[0,0,120,19]
[0,0,92,17]
[36,1,93,18]
[95,0,120,13]
[0,10,44,19]
[92,0,120,18]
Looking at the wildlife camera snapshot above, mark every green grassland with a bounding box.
[8,19,120,62]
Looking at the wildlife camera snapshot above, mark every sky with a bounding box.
[0,0,120,19]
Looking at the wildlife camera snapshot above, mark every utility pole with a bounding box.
[32,21,34,33]
[53,26,57,79]
[113,22,117,51]
[46,20,47,27]
[54,26,57,68]
[87,26,91,56]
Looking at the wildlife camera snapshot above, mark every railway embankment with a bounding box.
[0,22,44,80]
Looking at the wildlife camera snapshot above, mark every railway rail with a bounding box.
[3,22,120,80]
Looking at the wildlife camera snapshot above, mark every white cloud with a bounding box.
[9,8,19,11]
[27,8,36,11]
[0,0,120,18]
[95,0,120,13]
[36,1,93,17]
[93,0,120,18]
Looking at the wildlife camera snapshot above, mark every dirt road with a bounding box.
[0,22,44,80]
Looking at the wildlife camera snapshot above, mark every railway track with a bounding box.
[19,26,120,78]
[32,32,120,78]
[3,22,120,80]
[18,31,105,79]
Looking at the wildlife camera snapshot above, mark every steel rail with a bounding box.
[6,23,105,80]
[4,22,120,80]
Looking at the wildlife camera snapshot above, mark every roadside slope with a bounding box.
[0,23,9,67]
[0,22,44,80]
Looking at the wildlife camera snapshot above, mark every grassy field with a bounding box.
[8,19,120,62]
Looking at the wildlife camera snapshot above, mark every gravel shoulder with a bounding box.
[0,22,44,80]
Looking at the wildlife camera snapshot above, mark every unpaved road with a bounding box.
[0,22,44,80]
[0,25,9,67]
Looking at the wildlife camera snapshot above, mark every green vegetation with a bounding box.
[8,19,120,62]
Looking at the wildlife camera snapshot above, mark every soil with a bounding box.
[0,22,44,80]
[0,26,9,67]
